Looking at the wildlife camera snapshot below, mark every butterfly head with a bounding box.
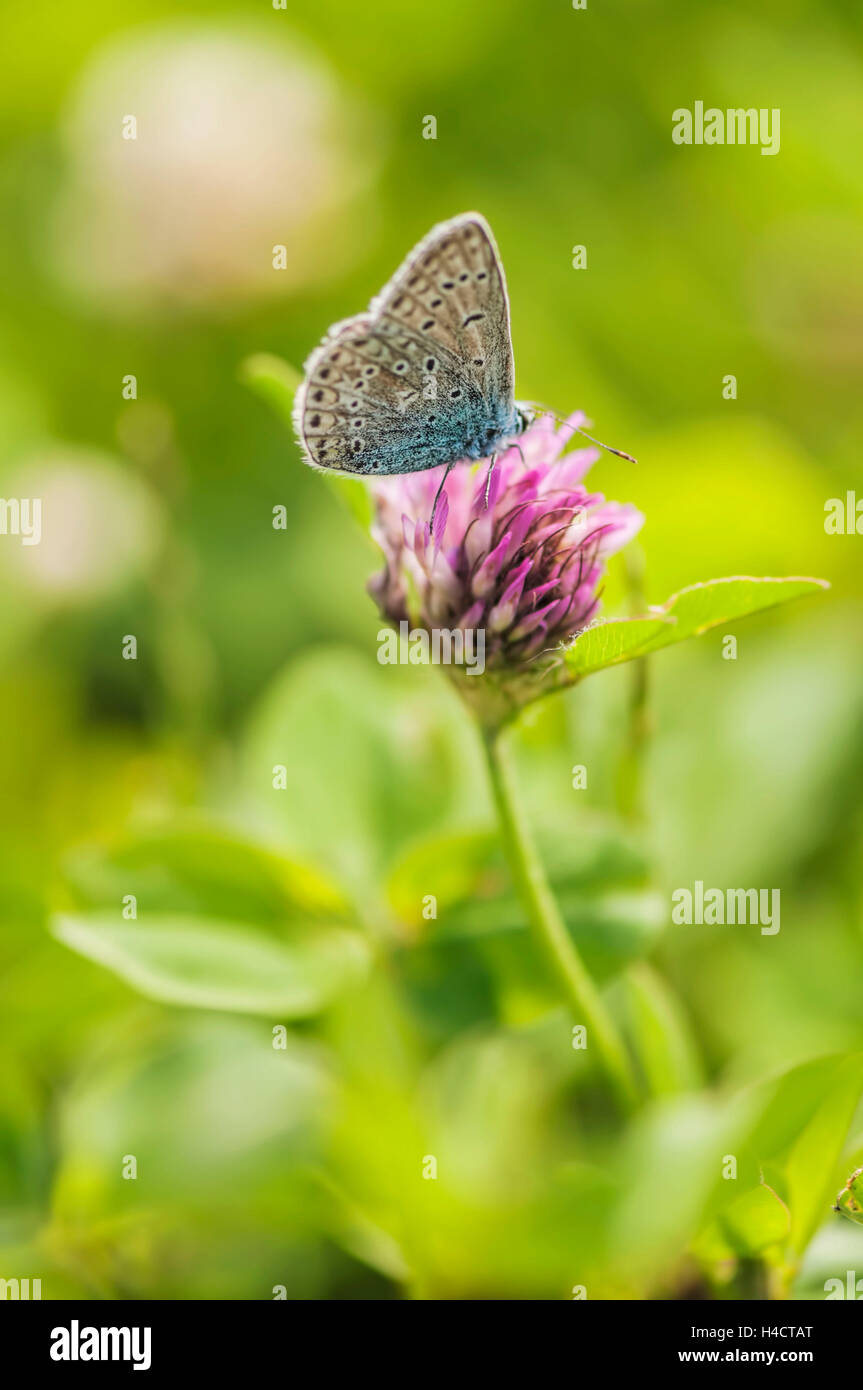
[514,402,538,435]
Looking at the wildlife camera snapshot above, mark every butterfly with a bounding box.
[293,211,633,521]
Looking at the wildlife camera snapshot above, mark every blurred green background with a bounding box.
[1,0,862,1300]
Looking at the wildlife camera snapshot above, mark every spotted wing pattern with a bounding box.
[293,213,518,476]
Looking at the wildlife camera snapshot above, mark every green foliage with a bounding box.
[44,647,860,1297]
[621,963,704,1099]
[52,913,369,1017]
[63,823,349,921]
[693,1055,863,1279]
[563,578,829,680]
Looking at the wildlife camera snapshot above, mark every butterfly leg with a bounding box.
[429,461,456,534]
[483,454,497,509]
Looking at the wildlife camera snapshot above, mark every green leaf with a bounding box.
[238,352,302,426]
[563,576,829,680]
[52,913,369,1017]
[62,822,349,924]
[623,962,704,1098]
[387,829,500,923]
[609,1093,751,1283]
[737,1055,858,1183]
[784,1053,863,1253]
[715,1184,791,1257]
[239,648,487,897]
[696,1053,863,1264]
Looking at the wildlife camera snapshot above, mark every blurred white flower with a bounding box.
[1,447,163,602]
[51,23,383,311]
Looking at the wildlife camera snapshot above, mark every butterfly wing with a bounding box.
[293,213,518,476]
[372,211,516,416]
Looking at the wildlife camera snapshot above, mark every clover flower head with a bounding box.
[368,412,643,719]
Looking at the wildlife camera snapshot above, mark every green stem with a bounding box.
[617,542,651,821]
[481,726,640,1112]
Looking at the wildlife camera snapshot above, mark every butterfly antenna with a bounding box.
[533,406,638,465]
[570,425,637,465]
